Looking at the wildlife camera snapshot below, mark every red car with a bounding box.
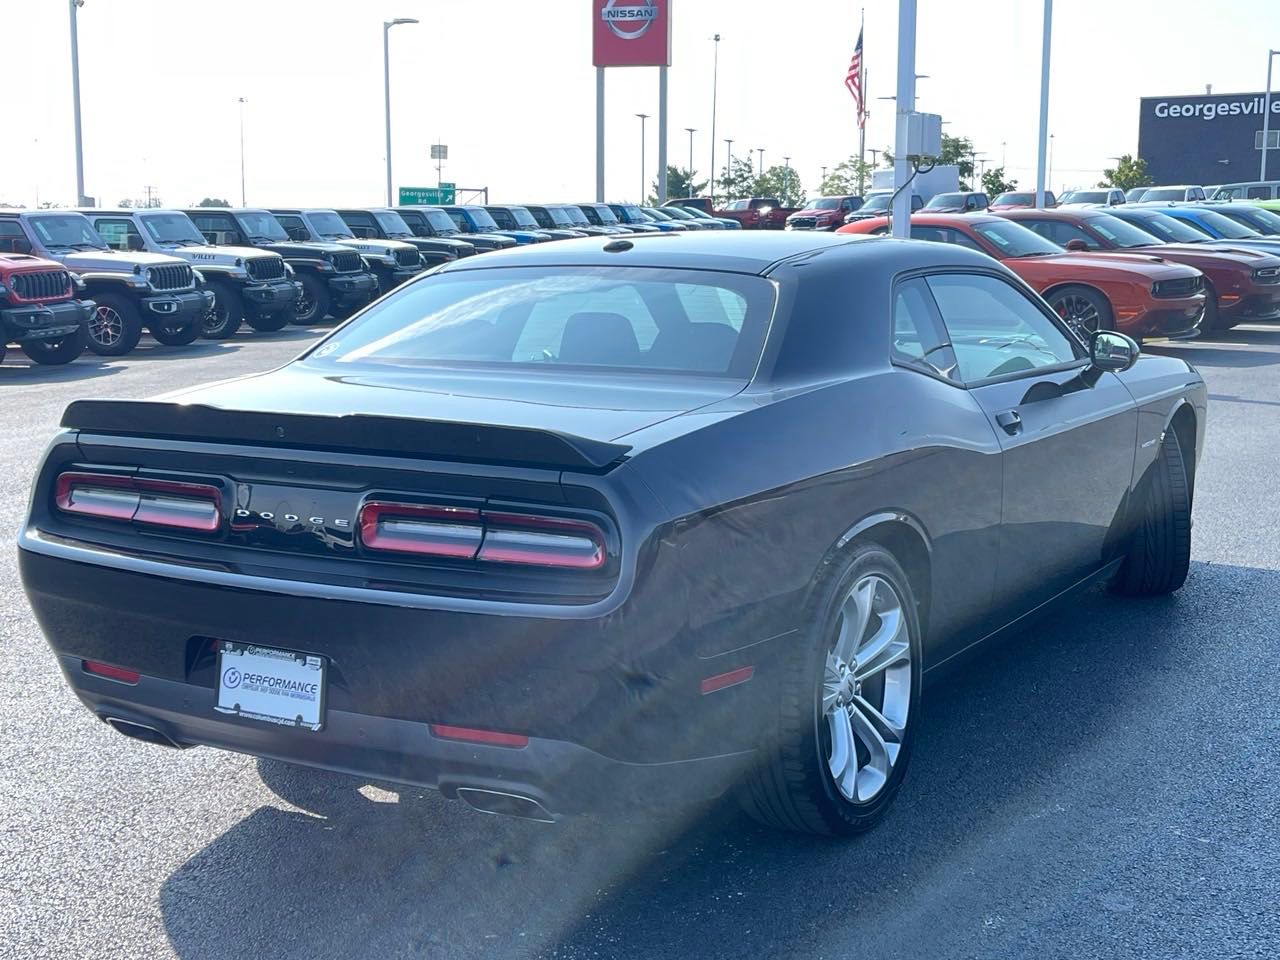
[996,207,1280,332]
[837,213,1205,340]
[0,253,93,365]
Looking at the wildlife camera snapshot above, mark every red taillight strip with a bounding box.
[359,502,608,571]
[83,660,141,684]
[430,724,529,748]
[476,512,606,570]
[359,502,484,558]
[55,472,222,533]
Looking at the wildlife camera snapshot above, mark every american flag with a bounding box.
[845,27,865,129]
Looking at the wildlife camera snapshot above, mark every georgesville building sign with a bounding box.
[1138,91,1280,185]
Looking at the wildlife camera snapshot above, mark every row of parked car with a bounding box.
[833,199,1280,341]
[0,201,749,366]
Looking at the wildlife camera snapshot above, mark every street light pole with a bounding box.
[725,138,735,196]
[757,147,765,174]
[710,34,721,203]
[1261,49,1278,179]
[1035,0,1053,208]
[636,113,650,203]
[69,0,86,205]
[237,97,248,207]
[383,17,418,207]
[684,128,697,197]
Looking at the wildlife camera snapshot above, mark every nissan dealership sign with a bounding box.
[593,0,671,67]
[1138,91,1280,185]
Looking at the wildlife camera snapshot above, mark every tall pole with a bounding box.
[725,138,734,197]
[237,97,247,207]
[637,114,649,204]
[1034,0,1053,208]
[596,68,606,202]
[383,18,418,207]
[757,147,765,174]
[1262,50,1277,180]
[658,67,669,203]
[890,0,917,237]
[710,34,721,203]
[69,0,86,205]
[1049,134,1055,195]
[857,9,866,197]
[685,128,697,196]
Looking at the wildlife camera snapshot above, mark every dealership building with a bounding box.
[1138,91,1280,185]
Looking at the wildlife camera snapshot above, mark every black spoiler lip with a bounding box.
[61,400,632,471]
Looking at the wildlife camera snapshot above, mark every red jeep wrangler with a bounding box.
[1,253,93,365]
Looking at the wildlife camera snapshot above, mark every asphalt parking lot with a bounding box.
[2,325,1278,960]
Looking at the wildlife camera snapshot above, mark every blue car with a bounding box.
[1198,202,1280,237]
[441,205,550,245]
[1156,205,1280,255]
[607,204,665,232]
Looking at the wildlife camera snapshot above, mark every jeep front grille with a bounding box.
[395,247,420,268]
[10,269,72,302]
[246,256,285,282]
[331,251,362,274]
[148,264,194,291]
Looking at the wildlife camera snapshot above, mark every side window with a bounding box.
[94,218,139,250]
[1247,185,1272,199]
[893,277,958,380]
[1046,220,1101,249]
[1017,218,1055,243]
[190,213,237,243]
[910,195,924,211]
[1190,188,1205,201]
[926,273,1079,382]
[489,209,513,229]
[276,215,306,237]
[0,219,27,251]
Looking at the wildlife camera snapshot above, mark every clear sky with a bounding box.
[5,0,1278,209]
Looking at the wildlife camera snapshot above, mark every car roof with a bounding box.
[1000,207,1104,221]
[437,231,998,278]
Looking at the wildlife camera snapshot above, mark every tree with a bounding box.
[195,197,232,207]
[1099,155,1152,191]
[981,166,1018,197]
[753,165,806,208]
[118,199,134,208]
[716,157,757,201]
[648,166,707,205]
[0,201,25,209]
[38,201,66,209]
[820,156,875,196]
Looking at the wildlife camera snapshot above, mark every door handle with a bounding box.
[995,410,1023,436]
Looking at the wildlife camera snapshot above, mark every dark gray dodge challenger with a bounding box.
[18,232,1205,835]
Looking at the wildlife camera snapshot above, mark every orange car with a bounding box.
[837,213,1206,340]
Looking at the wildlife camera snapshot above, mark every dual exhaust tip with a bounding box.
[103,715,557,823]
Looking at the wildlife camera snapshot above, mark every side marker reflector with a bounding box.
[700,665,755,695]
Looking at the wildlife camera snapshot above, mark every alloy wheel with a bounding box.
[1055,294,1101,337]
[296,287,317,323]
[202,300,228,336]
[821,574,913,804]
[90,306,124,348]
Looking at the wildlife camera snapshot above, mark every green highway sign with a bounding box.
[398,184,456,205]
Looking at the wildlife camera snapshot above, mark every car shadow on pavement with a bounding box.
[158,560,1273,960]
[0,357,123,385]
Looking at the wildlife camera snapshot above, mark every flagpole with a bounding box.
[857,8,866,196]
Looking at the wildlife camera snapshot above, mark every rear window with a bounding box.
[305,266,775,378]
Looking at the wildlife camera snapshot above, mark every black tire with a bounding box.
[149,319,202,346]
[246,310,292,332]
[20,326,87,365]
[293,274,330,325]
[1111,427,1192,596]
[739,542,923,836]
[1049,284,1114,340]
[1199,285,1236,333]
[201,281,244,340]
[86,293,144,356]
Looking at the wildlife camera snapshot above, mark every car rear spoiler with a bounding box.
[61,400,632,471]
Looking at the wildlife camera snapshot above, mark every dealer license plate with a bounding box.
[215,641,326,731]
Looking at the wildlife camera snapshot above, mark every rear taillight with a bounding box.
[55,471,222,533]
[358,501,607,570]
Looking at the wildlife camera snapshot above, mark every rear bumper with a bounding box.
[2,298,92,341]
[58,656,750,816]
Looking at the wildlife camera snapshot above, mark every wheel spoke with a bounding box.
[821,654,844,714]
[826,706,856,793]
[854,608,909,681]
[847,703,893,802]
[834,577,874,663]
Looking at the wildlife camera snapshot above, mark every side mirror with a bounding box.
[126,234,145,252]
[1089,330,1140,373]
[1064,238,1090,252]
